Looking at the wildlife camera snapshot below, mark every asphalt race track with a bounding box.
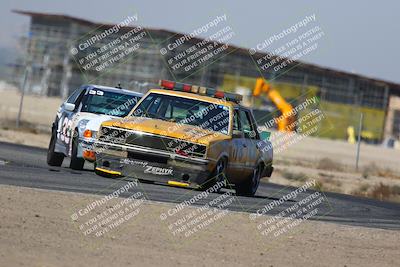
[0,141,399,230]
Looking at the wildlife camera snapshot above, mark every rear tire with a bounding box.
[47,131,64,166]
[236,164,262,197]
[70,131,85,170]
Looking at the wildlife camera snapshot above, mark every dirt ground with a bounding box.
[0,86,61,129]
[0,128,50,148]
[0,185,399,267]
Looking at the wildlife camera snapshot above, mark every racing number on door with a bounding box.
[58,116,72,145]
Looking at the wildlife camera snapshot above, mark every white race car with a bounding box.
[47,84,143,170]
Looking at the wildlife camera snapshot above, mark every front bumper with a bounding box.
[80,138,96,162]
[94,141,213,188]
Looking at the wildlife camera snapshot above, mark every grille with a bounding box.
[98,127,129,145]
[98,126,206,158]
[127,151,168,164]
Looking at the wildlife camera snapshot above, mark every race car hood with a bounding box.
[85,114,118,131]
[101,117,231,145]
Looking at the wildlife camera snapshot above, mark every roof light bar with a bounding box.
[158,79,243,103]
[191,85,199,93]
[159,80,175,89]
[182,84,191,92]
[214,91,224,98]
[199,87,207,95]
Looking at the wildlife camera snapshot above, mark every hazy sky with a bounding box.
[0,0,399,83]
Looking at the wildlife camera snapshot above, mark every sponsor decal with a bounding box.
[89,89,104,96]
[144,166,173,176]
[120,158,148,167]
[120,159,173,175]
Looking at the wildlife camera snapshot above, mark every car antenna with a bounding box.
[115,83,122,89]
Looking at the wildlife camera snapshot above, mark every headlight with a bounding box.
[78,119,89,131]
[83,129,97,138]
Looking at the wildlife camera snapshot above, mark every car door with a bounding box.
[56,87,85,154]
[238,109,260,177]
[227,109,248,179]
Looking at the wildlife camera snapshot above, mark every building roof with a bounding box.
[13,9,400,91]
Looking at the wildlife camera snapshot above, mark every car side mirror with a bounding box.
[232,130,244,139]
[260,131,271,141]
[64,103,75,112]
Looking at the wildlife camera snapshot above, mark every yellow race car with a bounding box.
[94,80,273,196]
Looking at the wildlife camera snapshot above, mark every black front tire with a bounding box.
[202,158,227,191]
[236,164,262,197]
[47,131,64,166]
[70,132,85,170]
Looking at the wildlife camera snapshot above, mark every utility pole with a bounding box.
[16,59,32,128]
[16,32,34,128]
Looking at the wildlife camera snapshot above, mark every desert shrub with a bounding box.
[390,185,400,195]
[317,158,343,171]
[351,183,400,202]
[281,170,308,182]
[370,183,392,200]
[312,180,325,191]
[351,183,370,197]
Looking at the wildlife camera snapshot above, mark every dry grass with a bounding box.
[362,162,378,179]
[0,119,47,134]
[318,172,335,178]
[320,176,342,187]
[281,169,308,182]
[351,184,371,197]
[312,180,325,191]
[362,162,400,180]
[351,183,400,202]
[370,183,392,201]
[316,157,344,172]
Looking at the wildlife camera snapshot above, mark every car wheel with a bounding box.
[70,131,85,170]
[215,159,227,185]
[47,130,64,166]
[202,158,227,191]
[236,164,262,197]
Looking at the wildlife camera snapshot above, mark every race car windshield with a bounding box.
[132,93,230,135]
[81,90,140,117]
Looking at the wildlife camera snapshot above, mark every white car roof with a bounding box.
[84,84,143,97]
